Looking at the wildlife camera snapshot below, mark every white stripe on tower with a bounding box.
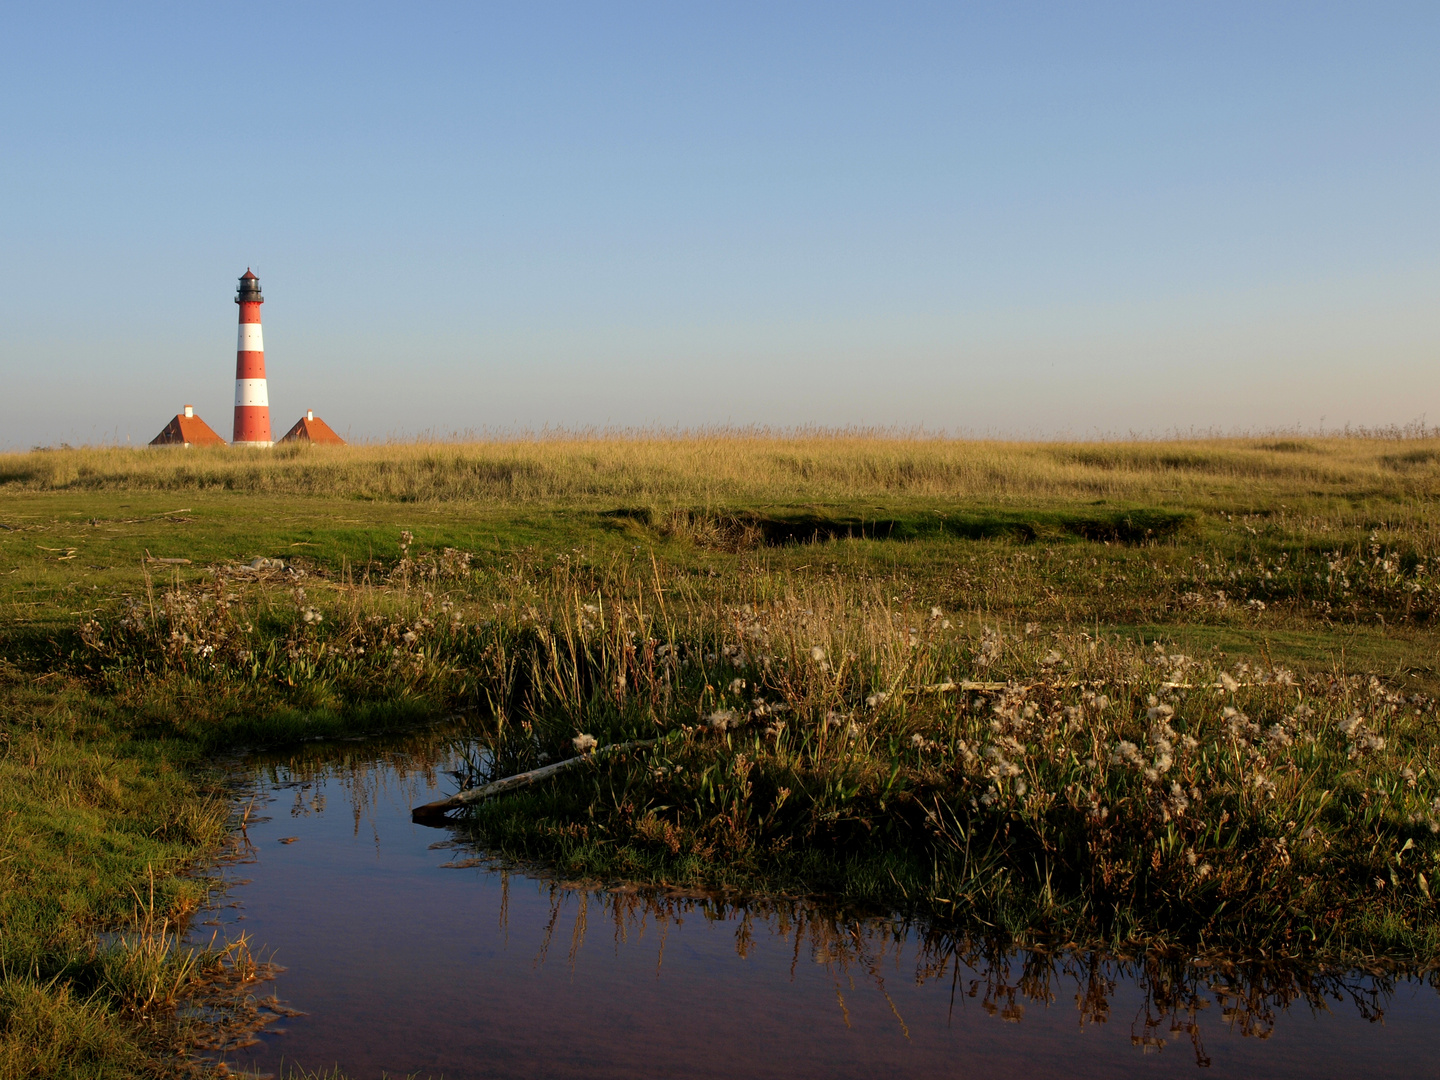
[237,323,264,352]
[234,379,270,407]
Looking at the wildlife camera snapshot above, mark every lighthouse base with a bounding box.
[232,440,274,449]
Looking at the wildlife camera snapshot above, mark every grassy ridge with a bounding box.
[3,433,1440,1074]
[8,431,1440,502]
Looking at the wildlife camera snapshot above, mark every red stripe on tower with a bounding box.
[233,269,273,447]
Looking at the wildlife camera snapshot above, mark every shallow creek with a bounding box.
[205,729,1440,1078]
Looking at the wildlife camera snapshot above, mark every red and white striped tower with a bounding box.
[232,269,273,447]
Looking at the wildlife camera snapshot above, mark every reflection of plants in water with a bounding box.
[243,726,475,839]
[920,942,1410,1067]
[511,877,1436,1066]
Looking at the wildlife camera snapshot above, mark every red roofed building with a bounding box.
[150,405,227,447]
[279,410,345,445]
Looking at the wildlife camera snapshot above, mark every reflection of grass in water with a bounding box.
[243,725,477,838]
[515,876,1437,1069]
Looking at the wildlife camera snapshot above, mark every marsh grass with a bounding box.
[8,432,1440,1071]
[459,572,1440,959]
[7,430,1440,505]
[0,658,273,1077]
[74,542,1440,962]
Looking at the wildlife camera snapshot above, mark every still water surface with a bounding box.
[211,731,1440,1079]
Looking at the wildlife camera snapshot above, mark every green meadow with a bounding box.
[3,432,1440,1074]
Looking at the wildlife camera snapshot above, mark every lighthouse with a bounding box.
[232,269,273,447]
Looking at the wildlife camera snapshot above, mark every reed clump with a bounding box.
[459,572,1440,958]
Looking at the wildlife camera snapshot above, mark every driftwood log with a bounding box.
[411,738,660,824]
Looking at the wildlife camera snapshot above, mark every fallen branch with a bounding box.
[411,738,661,823]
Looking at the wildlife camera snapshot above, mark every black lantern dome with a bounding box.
[235,269,264,304]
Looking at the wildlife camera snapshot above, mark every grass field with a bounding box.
[3,433,1440,1075]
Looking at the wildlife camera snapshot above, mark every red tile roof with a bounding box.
[279,414,345,444]
[149,412,226,447]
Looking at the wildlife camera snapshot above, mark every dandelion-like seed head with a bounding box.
[1109,740,1144,771]
[572,733,598,754]
[707,709,739,731]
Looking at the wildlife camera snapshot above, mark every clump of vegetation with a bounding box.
[454,577,1440,959]
[73,550,1440,961]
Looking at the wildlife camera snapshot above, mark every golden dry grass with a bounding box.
[5,432,1440,505]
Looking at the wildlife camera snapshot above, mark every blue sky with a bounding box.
[2,2,1437,447]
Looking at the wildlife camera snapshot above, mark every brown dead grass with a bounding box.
[4,431,1440,505]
